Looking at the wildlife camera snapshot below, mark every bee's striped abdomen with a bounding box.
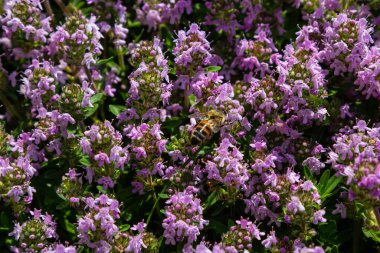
[200,122,212,138]
[191,120,213,145]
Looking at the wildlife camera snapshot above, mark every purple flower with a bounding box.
[77,195,120,248]
[131,221,146,233]
[286,196,305,214]
[94,152,110,167]
[82,52,96,69]
[301,180,316,191]
[262,231,277,249]
[162,187,208,246]
[313,209,327,224]
[332,203,347,218]
[125,234,147,253]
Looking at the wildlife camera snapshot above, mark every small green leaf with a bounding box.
[204,190,219,209]
[90,93,104,104]
[83,103,99,118]
[109,104,126,116]
[169,67,176,75]
[76,246,85,253]
[227,219,235,228]
[317,169,331,192]
[120,224,130,232]
[97,185,107,194]
[204,66,221,72]
[56,193,67,201]
[134,28,145,42]
[97,57,114,65]
[363,227,380,243]
[316,169,342,200]
[64,220,76,235]
[128,20,142,28]
[158,193,169,199]
[198,145,213,156]
[79,155,91,167]
[303,166,313,181]
[321,176,342,199]
[160,209,166,214]
[5,238,13,245]
[188,94,197,106]
[122,212,132,221]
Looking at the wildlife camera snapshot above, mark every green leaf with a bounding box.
[109,104,126,116]
[317,169,330,192]
[188,94,197,106]
[122,212,132,221]
[120,224,130,232]
[134,28,145,42]
[64,220,76,235]
[227,219,235,228]
[303,166,313,181]
[97,185,107,194]
[169,67,176,75]
[204,190,219,209]
[198,145,213,156]
[5,238,14,245]
[204,66,221,72]
[324,245,339,253]
[83,93,104,117]
[90,93,104,104]
[79,155,91,167]
[57,193,67,201]
[76,246,85,253]
[97,57,114,65]
[128,20,142,28]
[317,169,342,200]
[321,176,342,199]
[83,103,99,118]
[363,227,380,243]
[158,193,169,199]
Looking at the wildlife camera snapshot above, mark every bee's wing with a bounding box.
[188,112,207,119]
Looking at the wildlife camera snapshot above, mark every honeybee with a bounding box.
[190,109,226,145]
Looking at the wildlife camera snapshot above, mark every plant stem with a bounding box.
[146,185,167,227]
[117,48,126,74]
[374,206,380,229]
[43,0,54,19]
[84,66,93,85]
[54,0,69,15]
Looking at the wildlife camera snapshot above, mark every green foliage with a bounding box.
[317,170,342,202]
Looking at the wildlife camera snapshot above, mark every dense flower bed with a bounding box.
[1,0,380,252]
